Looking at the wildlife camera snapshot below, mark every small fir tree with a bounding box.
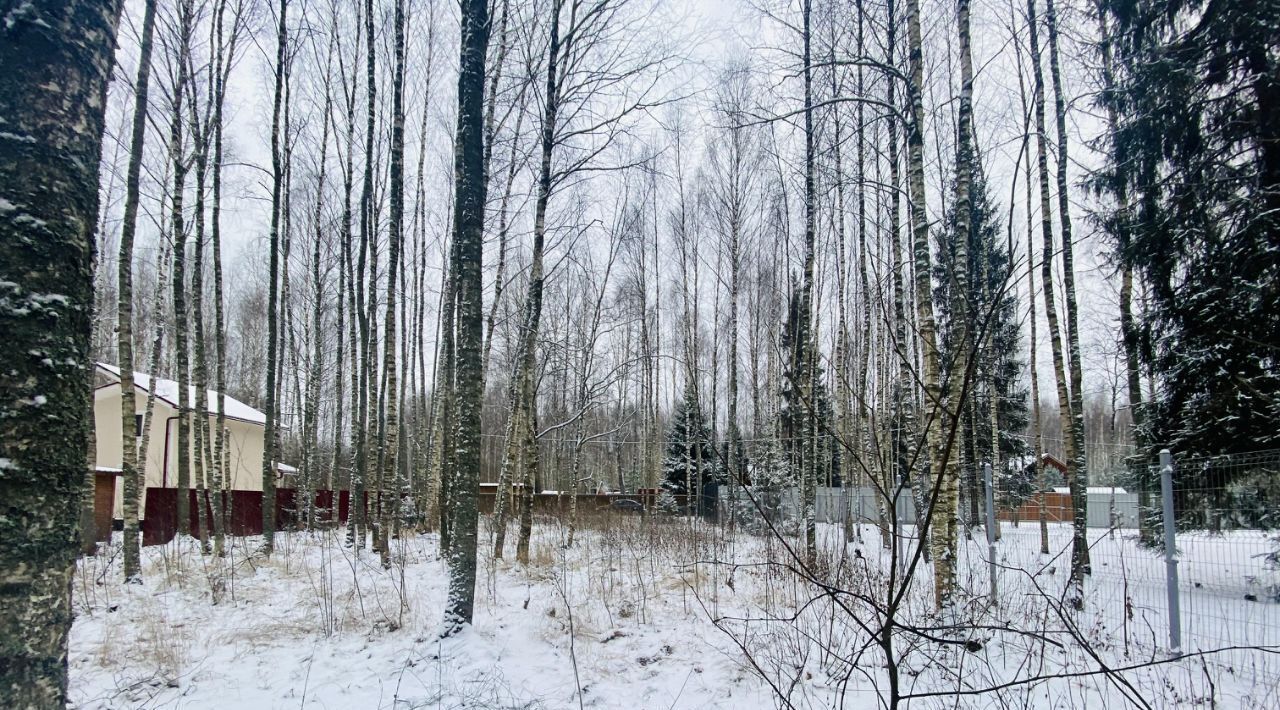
[933,158,1030,513]
[779,289,843,488]
[661,382,721,516]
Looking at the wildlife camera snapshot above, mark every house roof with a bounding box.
[95,362,266,425]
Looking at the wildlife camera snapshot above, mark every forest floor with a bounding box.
[68,515,1280,709]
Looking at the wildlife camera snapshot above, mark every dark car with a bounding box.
[608,498,645,515]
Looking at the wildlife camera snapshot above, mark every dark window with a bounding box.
[135,414,144,437]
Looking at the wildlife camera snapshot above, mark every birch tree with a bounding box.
[493,0,671,561]
[1026,0,1081,599]
[0,1,121,703]
[118,0,159,580]
[931,0,977,605]
[260,0,290,555]
[375,0,408,568]
[903,0,947,603]
[1044,0,1090,591]
[442,0,492,633]
[163,0,195,539]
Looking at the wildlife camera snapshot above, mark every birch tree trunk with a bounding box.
[304,22,335,532]
[1010,8,1049,555]
[435,236,459,552]
[352,0,380,553]
[190,80,212,552]
[443,0,492,633]
[853,0,874,546]
[498,0,565,562]
[931,0,977,607]
[904,0,945,589]
[0,1,121,703]
[335,0,361,541]
[797,0,819,566]
[118,0,159,581]
[887,0,911,552]
[260,0,290,555]
[210,0,241,558]
[168,0,194,540]
[1027,0,1077,581]
[137,242,171,538]
[828,29,853,546]
[376,0,407,569]
[1044,0,1090,592]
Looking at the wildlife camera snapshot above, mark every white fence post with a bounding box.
[1160,448,1182,653]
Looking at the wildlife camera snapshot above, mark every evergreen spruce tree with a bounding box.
[933,161,1030,497]
[661,382,721,516]
[780,289,843,490]
[1099,0,1280,460]
[745,428,789,527]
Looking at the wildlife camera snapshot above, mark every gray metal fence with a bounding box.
[753,448,1280,660]
[804,486,1140,528]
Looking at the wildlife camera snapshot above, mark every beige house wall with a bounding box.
[93,384,266,519]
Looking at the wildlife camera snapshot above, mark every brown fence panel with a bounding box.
[92,472,117,542]
[141,487,348,545]
[998,492,1072,524]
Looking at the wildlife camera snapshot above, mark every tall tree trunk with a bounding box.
[335,0,361,539]
[376,0,407,569]
[1010,7,1048,554]
[210,0,239,558]
[0,1,121,703]
[168,0,194,541]
[137,242,171,539]
[492,389,523,558]
[410,9,438,520]
[887,0,910,553]
[1044,0,1090,592]
[726,163,741,537]
[515,402,537,563]
[828,24,853,545]
[1093,2,1148,543]
[119,0,159,581]
[853,0,874,546]
[479,0,515,373]
[931,0,976,607]
[904,0,945,585]
[443,0,492,632]
[1027,0,1076,579]
[796,0,819,566]
[305,23,335,532]
[435,238,459,550]
[190,79,212,553]
[499,0,563,562]
[261,0,289,555]
[352,0,378,552]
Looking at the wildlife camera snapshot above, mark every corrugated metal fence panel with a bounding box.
[799,487,1139,529]
[1086,493,1139,528]
[140,487,355,545]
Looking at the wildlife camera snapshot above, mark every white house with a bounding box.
[92,362,278,521]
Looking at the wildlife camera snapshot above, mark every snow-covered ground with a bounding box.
[68,517,1280,708]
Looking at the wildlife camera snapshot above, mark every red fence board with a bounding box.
[141,487,357,546]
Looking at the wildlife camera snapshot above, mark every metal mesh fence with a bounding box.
[1167,450,1280,652]
[749,447,1280,661]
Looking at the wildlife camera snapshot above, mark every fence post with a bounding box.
[1160,448,1182,653]
[894,475,905,579]
[984,462,998,605]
